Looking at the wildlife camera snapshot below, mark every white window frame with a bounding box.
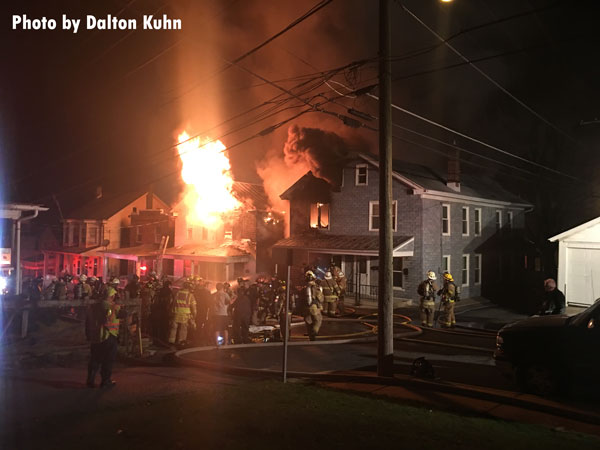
[474,253,482,285]
[495,210,502,232]
[461,206,469,236]
[355,164,368,186]
[87,225,98,246]
[442,204,450,236]
[507,211,513,230]
[442,255,451,274]
[369,200,397,232]
[474,208,481,236]
[462,254,470,287]
[392,257,403,289]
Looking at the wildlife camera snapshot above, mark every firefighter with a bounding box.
[80,275,92,300]
[168,280,197,347]
[322,271,340,317]
[54,276,67,301]
[438,272,457,328]
[303,270,323,341]
[418,271,438,327]
[331,266,347,315]
[86,278,123,388]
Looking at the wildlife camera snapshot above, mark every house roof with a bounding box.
[43,245,102,255]
[65,190,169,221]
[232,182,270,210]
[165,240,255,261]
[98,244,161,258]
[358,153,532,207]
[279,172,331,202]
[548,216,600,242]
[273,233,414,257]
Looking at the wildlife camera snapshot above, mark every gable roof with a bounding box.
[279,172,331,202]
[358,153,531,207]
[548,216,600,242]
[65,190,170,221]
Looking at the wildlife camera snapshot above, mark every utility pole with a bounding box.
[377,0,394,377]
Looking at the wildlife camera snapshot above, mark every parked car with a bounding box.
[494,300,600,396]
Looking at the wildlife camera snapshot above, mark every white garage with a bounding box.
[549,217,600,307]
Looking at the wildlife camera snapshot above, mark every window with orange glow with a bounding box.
[310,203,330,229]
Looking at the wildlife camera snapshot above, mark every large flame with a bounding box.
[177,131,241,229]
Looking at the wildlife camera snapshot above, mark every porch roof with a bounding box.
[273,233,414,257]
[98,244,160,261]
[164,240,254,263]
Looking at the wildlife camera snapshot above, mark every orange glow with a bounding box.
[177,131,241,230]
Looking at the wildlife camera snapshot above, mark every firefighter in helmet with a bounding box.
[418,271,438,327]
[168,279,197,347]
[303,270,323,341]
[322,271,340,317]
[438,272,457,328]
[80,274,92,300]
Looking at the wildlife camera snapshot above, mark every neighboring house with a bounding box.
[43,190,170,279]
[164,182,284,282]
[549,217,600,307]
[273,153,533,302]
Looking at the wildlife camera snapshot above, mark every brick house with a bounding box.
[273,153,533,302]
[43,190,170,280]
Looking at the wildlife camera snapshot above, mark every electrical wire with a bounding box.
[395,1,581,147]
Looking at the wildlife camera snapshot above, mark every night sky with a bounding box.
[1,0,599,237]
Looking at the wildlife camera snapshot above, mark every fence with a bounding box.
[346,277,378,305]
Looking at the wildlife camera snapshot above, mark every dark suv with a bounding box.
[494,300,600,396]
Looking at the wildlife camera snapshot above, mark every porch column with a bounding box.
[102,256,109,280]
[224,263,230,282]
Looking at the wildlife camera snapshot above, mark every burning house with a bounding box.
[162,131,283,282]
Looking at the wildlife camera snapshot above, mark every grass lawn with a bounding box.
[4,380,598,450]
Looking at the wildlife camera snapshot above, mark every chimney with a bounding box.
[95,185,103,199]
[146,184,154,209]
[446,149,460,192]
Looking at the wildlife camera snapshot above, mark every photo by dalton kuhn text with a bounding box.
[12,14,182,33]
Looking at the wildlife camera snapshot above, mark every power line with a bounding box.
[395,1,581,147]
[282,45,580,182]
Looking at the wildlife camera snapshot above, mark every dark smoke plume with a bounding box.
[283,125,359,188]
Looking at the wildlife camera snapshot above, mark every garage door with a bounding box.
[566,247,600,306]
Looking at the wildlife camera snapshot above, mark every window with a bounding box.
[442,204,450,236]
[474,208,481,236]
[87,225,98,246]
[73,225,80,246]
[136,226,143,243]
[462,254,469,286]
[495,210,502,232]
[224,230,233,240]
[187,227,193,240]
[369,201,397,231]
[393,257,403,288]
[63,224,69,245]
[442,255,451,274]
[474,254,482,285]
[154,226,161,244]
[310,203,330,229]
[355,164,368,186]
[507,211,513,230]
[462,206,469,236]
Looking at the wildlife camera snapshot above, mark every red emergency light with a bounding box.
[140,265,148,272]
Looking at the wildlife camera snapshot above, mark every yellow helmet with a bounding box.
[443,272,454,282]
